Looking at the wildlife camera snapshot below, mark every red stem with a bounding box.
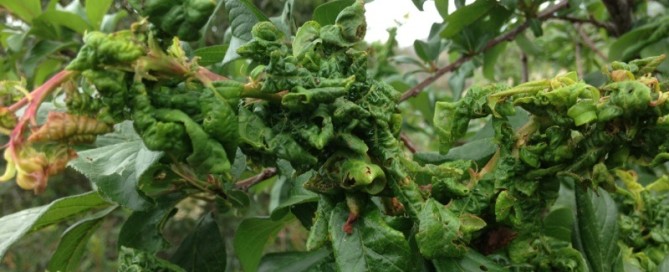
[7,70,76,158]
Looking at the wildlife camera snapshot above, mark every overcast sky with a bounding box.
[364,0,444,47]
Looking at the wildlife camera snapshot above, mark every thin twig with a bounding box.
[235,167,277,191]
[575,41,583,78]
[551,15,614,32]
[399,0,569,102]
[521,53,529,83]
[576,25,608,61]
[400,133,417,153]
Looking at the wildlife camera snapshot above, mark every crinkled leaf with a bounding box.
[0,192,109,259]
[118,246,185,272]
[70,121,163,211]
[171,213,226,272]
[312,0,355,25]
[258,248,335,272]
[574,186,623,272]
[47,206,117,272]
[329,204,411,272]
[234,215,293,272]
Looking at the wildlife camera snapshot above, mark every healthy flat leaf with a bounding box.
[270,166,318,220]
[659,256,669,272]
[414,40,441,62]
[234,215,293,272]
[100,10,128,33]
[0,0,41,22]
[0,191,109,259]
[224,0,269,41]
[574,186,622,272]
[413,137,496,164]
[435,0,449,19]
[412,0,427,11]
[608,23,657,61]
[47,206,117,272]
[441,0,496,38]
[24,40,76,78]
[171,213,226,272]
[258,248,335,272]
[194,45,229,66]
[32,58,62,87]
[483,42,507,80]
[312,0,355,25]
[515,33,541,56]
[85,0,113,30]
[222,36,246,64]
[329,204,411,272]
[69,121,163,211]
[433,250,508,272]
[118,205,176,253]
[544,206,574,242]
[33,9,92,34]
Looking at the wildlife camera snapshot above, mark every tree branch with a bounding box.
[399,0,569,102]
[235,167,277,191]
[551,15,616,33]
[576,25,608,61]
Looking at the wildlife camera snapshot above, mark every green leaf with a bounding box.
[33,9,92,34]
[85,0,113,30]
[222,36,246,64]
[659,256,669,272]
[47,206,117,272]
[118,246,186,272]
[171,213,226,272]
[608,22,658,61]
[0,192,110,259]
[100,10,128,33]
[259,248,335,272]
[515,33,541,56]
[312,0,355,25]
[118,205,176,253]
[574,186,622,272]
[433,250,509,272]
[329,204,411,272]
[23,40,76,78]
[414,40,441,62]
[69,121,163,211]
[412,0,427,11]
[413,137,496,165]
[32,58,62,87]
[270,166,318,220]
[234,215,293,272]
[194,45,229,66]
[435,0,449,19]
[224,0,269,41]
[0,0,41,22]
[483,42,507,80]
[543,206,574,242]
[441,0,496,38]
